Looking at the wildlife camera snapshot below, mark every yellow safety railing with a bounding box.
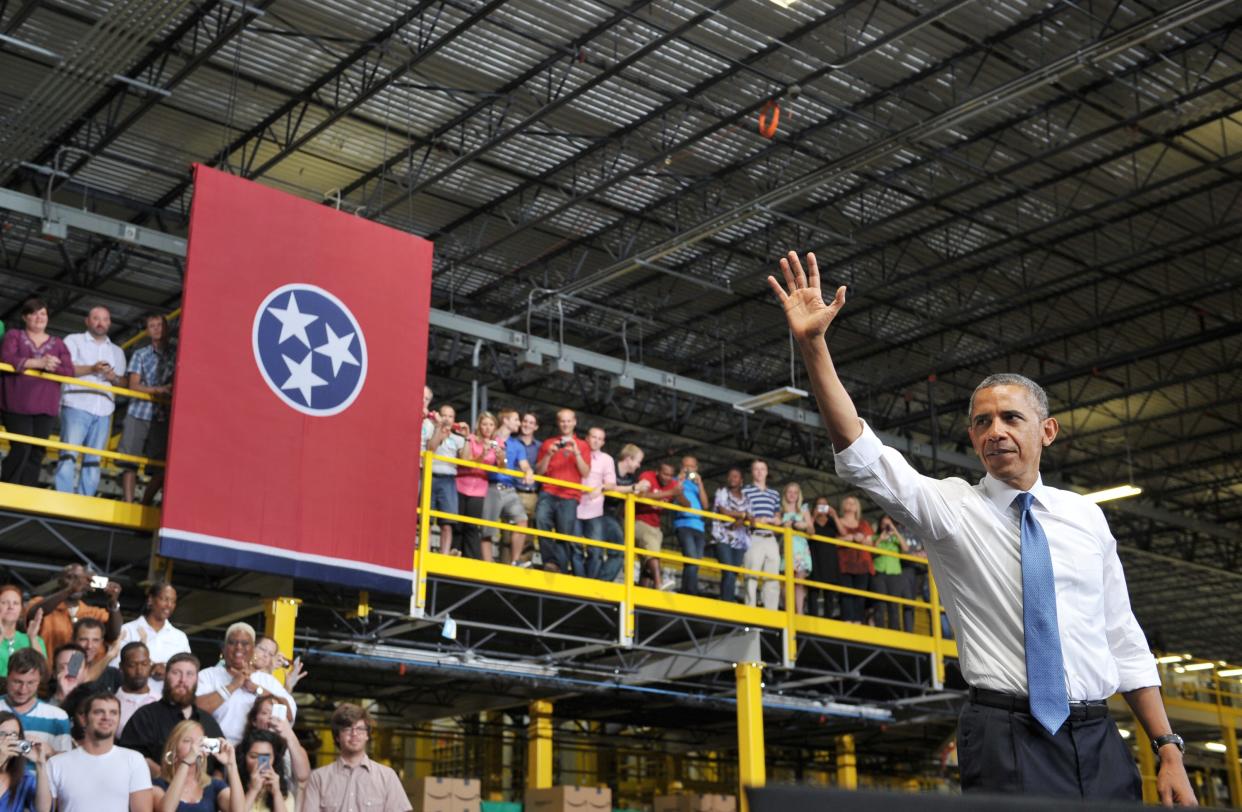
[415,450,954,672]
[0,363,168,470]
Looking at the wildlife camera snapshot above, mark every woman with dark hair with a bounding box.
[243,696,310,798]
[0,710,48,811]
[0,298,74,487]
[237,729,289,812]
[711,466,751,603]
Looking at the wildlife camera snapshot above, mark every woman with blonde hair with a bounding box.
[835,495,874,624]
[457,411,502,561]
[779,482,814,613]
[154,719,244,812]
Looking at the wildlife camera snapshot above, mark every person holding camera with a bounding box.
[54,305,127,497]
[423,402,467,555]
[151,720,243,812]
[672,456,709,596]
[1,649,70,755]
[457,412,502,561]
[24,564,121,658]
[40,691,152,812]
[1,709,48,811]
[533,409,591,573]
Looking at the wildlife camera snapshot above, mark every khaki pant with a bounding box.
[744,532,781,610]
[634,521,663,552]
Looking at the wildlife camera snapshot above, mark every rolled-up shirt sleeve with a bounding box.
[1097,508,1160,692]
[833,420,960,543]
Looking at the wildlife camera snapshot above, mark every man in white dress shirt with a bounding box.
[55,305,127,496]
[194,622,295,745]
[768,251,1195,806]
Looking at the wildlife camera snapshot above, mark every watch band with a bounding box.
[1151,733,1185,755]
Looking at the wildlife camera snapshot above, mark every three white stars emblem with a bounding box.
[252,284,368,417]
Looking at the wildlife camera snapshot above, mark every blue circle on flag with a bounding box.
[252,283,368,416]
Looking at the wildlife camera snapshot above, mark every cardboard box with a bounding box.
[525,786,612,812]
[653,794,737,812]
[413,777,482,812]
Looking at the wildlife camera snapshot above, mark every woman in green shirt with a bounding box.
[0,585,45,677]
[871,516,911,632]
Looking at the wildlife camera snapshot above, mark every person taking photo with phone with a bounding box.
[242,696,310,800]
[151,720,243,812]
[237,729,290,812]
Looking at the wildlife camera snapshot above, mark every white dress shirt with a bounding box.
[196,664,297,744]
[61,332,127,416]
[835,420,1159,700]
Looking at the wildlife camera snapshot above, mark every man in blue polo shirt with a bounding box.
[1,647,72,753]
[484,408,535,564]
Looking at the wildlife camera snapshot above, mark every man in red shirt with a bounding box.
[534,409,590,573]
[633,462,683,588]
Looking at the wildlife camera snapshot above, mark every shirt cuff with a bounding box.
[833,419,884,477]
[1115,655,1161,694]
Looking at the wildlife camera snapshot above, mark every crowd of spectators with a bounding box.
[0,562,399,812]
[420,386,939,630]
[0,298,174,504]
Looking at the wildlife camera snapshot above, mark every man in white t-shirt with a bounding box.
[40,691,152,811]
[194,622,296,745]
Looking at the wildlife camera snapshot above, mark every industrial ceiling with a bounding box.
[0,0,1239,658]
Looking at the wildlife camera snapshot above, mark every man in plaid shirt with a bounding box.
[118,313,175,504]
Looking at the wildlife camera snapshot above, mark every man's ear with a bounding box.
[1042,416,1059,447]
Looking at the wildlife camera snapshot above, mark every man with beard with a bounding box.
[118,652,224,778]
[41,691,152,811]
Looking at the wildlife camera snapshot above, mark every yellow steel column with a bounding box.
[263,597,301,686]
[835,734,857,790]
[412,451,435,617]
[622,495,636,645]
[928,574,945,689]
[528,699,554,789]
[1223,722,1242,810]
[735,662,765,812]
[782,528,796,666]
[1135,726,1158,804]
[413,723,433,780]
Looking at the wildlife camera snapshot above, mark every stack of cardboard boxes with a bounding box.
[652,794,737,812]
[413,777,483,812]
[525,786,613,812]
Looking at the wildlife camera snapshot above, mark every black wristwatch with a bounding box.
[1151,733,1185,756]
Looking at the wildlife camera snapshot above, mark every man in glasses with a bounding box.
[303,702,410,810]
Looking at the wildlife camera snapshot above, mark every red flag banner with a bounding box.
[159,165,432,593]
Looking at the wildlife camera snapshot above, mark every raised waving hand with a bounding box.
[766,251,846,342]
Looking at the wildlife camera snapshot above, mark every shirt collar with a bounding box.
[981,473,1051,513]
[338,754,372,771]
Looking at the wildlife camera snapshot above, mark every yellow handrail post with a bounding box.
[263,596,301,686]
[621,494,636,646]
[528,699,554,790]
[735,661,765,812]
[412,450,434,618]
[1223,721,1242,810]
[782,527,796,668]
[835,734,857,789]
[1134,713,1159,804]
[929,573,945,689]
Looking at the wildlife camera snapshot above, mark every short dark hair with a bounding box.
[74,617,106,638]
[120,641,149,662]
[19,297,47,318]
[6,648,47,681]
[82,690,121,715]
[330,703,373,747]
[165,651,200,672]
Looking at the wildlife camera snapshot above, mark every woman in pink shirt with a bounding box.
[458,412,501,562]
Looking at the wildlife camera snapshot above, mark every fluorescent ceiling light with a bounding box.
[733,386,807,414]
[1204,742,1227,753]
[1155,654,1186,664]
[1083,484,1143,503]
[0,32,62,61]
[1182,662,1215,671]
[1118,728,1132,739]
[1217,668,1242,677]
[768,0,797,6]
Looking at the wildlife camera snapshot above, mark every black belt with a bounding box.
[969,687,1109,719]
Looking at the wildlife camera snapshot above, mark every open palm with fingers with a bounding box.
[767,251,847,342]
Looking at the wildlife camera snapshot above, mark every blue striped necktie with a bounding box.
[1015,491,1069,735]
